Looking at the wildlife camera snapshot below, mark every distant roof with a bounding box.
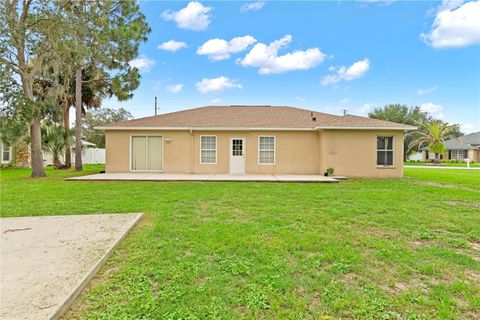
[422,132,480,150]
[96,105,416,131]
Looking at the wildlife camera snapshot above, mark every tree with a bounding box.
[0,0,63,177]
[369,104,430,160]
[82,108,133,148]
[409,120,459,164]
[41,124,74,169]
[60,1,149,172]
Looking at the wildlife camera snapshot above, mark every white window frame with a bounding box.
[1,142,12,164]
[129,135,164,172]
[376,136,395,167]
[258,135,276,165]
[450,150,467,160]
[200,135,217,165]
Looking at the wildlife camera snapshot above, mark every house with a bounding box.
[97,105,416,178]
[421,131,480,162]
[1,140,30,168]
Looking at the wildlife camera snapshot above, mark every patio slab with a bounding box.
[0,213,143,320]
[66,173,341,183]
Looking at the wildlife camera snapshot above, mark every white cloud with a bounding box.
[420,102,445,119]
[158,40,187,52]
[239,35,326,74]
[129,56,155,72]
[241,1,265,12]
[161,1,212,31]
[321,58,370,86]
[421,0,480,48]
[166,84,183,93]
[416,85,437,95]
[359,103,375,115]
[196,76,243,93]
[340,98,350,104]
[197,36,257,61]
[210,98,222,104]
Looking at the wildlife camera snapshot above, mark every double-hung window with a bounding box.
[200,136,217,164]
[1,142,12,163]
[377,136,394,166]
[450,150,467,160]
[259,136,275,164]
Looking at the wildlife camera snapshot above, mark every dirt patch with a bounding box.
[444,200,480,209]
[415,180,480,193]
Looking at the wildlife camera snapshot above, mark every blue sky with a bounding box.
[103,0,480,133]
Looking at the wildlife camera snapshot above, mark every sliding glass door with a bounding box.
[131,136,163,171]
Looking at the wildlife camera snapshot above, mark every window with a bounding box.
[259,136,275,164]
[200,136,216,164]
[377,136,394,166]
[1,142,12,163]
[131,136,163,171]
[450,150,467,160]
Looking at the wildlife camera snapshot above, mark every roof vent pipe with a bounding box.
[311,111,317,121]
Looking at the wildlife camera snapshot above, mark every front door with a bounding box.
[230,138,245,175]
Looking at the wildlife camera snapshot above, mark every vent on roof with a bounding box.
[229,105,271,107]
[311,111,317,121]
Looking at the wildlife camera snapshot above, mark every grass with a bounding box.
[405,161,480,168]
[1,166,479,319]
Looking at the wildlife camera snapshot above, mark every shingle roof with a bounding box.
[422,132,480,150]
[97,105,415,130]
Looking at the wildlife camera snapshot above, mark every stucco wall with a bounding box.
[319,129,404,178]
[105,129,405,177]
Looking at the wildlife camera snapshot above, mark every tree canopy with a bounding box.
[82,108,133,148]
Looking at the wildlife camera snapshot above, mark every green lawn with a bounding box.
[405,161,480,168]
[1,166,479,319]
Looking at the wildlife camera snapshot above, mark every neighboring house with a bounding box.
[1,140,30,167]
[420,132,480,162]
[97,105,415,178]
[407,152,423,161]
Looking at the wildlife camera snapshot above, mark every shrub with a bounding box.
[440,159,448,163]
[470,160,475,164]
[0,163,15,169]
[450,159,457,163]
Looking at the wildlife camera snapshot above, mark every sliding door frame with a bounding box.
[129,134,164,172]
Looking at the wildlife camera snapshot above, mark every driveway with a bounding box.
[0,213,143,320]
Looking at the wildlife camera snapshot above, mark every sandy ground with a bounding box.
[0,213,143,320]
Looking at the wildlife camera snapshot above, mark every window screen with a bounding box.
[377,136,394,166]
[201,136,216,164]
[259,136,275,164]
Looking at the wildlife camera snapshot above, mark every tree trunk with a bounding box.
[75,66,83,171]
[53,152,61,169]
[63,102,71,168]
[434,153,440,165]
[30,117,46,177]
[21,75,45,177]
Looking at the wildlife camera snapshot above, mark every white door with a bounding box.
[230,138,245,175]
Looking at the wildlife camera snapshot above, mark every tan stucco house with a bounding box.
[421,131,480,162]
[97,105,415,178]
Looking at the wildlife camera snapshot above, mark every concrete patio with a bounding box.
[0,213,143,320]
[67,173,344,183]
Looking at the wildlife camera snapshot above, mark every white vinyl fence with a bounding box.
[44,148,105,166]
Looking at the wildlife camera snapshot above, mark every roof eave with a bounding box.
[95,126,317,131]
[315,126,416,131]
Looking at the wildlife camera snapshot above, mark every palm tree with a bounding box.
[41,124,74,169]
[409,120,458,164]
